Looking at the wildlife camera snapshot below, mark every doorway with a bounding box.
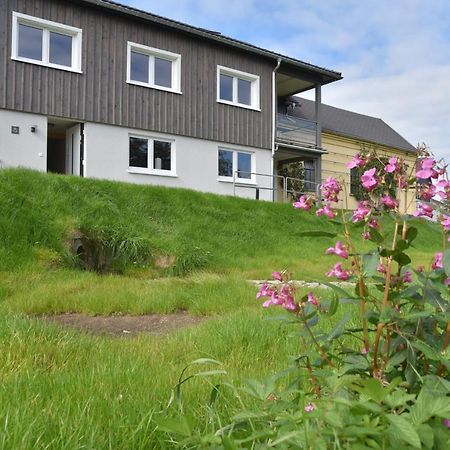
[47,118,84,176]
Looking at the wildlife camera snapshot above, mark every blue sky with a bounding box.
[121,0,450,161]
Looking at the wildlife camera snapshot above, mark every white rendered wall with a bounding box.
[84,122,273,200]
[0,109,47,171]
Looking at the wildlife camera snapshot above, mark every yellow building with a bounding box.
[275,97,417,213]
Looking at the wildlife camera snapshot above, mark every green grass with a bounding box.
[0,168,441,448]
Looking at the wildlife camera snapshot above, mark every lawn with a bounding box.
[0,169,440,448]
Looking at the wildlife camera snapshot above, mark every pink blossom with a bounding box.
[256,283,275,300]
[321,177,342,203]
[432,252,443,270]
[258,283,298,312]
[352,201,371,223]
[362,231,371,240]
[326,263,350,281]
[304,402,316,413]
[361,347,370,355]
[441,215,450,232]
[442,419,450,429]
[361,168,378,191]
[416,158,438,179]
[437,180,450,202]
[368,219,379,229]
[445,278,450,286]
[402,271,413,283]
[293,195,313,211]
[384,157,400,173]
[272,271,283,282]
[316,204,336,219]
[380,195,398,209]
[377,263,386,274]
[413,202,433,219]
[346,153,366,169]
[399,175,408,189]
[325,241,348,259]
[418,183,436,201]
[307,292,319,306]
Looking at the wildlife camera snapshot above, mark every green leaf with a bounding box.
[444,249,450,277]
[222,436,238,450]
[321,281,356,299]
[369,228,384,244]
[154,416,193,437]
[385,350,407,371]
[297,231,338,238]
[405,226,418,244]
[396,239,409,252]
[393,252,411,266]
[362,252,380,277]
[327,313,350,340]
[353,378,389,403]
[328,296,339,316]
[417,424,434,449]
[387,414,421,448]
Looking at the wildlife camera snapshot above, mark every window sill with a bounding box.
[11,56,82,73]
[126,80,182,95]
[128,168,178,178]
[217,177,257,186]
[216,99,261,112]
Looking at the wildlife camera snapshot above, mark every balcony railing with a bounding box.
[276,113,317,147]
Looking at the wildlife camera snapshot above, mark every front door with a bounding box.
[65,124,83,176]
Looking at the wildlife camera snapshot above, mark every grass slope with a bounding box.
[0,169,442,448]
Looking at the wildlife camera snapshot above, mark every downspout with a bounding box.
[271,57,282,201]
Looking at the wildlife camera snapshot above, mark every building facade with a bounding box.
[0,0,342,201]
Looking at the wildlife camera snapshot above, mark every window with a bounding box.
[129,135,176,176]
[11,12,82,72]
[218,149,255,182]
[127,42,181,93]
[217,66,260,110]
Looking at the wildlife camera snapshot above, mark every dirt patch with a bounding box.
[42,312,205,337]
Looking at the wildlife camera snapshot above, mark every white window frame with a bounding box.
[217,65,260,111]
[217,148,256,184]
[126,42,182,94]
[11,12,82,73]
[128,134,177,177]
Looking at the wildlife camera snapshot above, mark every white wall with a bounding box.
[84,122,273,200]
[0,109,47,171]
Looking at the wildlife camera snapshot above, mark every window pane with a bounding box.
[129,137,148,168]
[49,31,72,67]
[218,150,233,177]
[237,152,251,179]
[154,57,172,88]
[154,140,171,171]
[219,74,233,101]
[18,24,43,60]
[130,51,149,83]
[238,78,251,105]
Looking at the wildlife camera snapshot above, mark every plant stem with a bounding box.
[437,321,450,377]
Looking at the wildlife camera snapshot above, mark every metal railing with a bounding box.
[232,171,321,202]
[276,113,317,147]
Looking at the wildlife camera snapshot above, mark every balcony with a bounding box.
[276,113,317,148]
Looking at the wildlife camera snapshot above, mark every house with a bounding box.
[0,0,343,202]
[276,97,417,211]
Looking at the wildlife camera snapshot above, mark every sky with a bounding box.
[120,0,450,162]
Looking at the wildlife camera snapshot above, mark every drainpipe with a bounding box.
[272,57,282,201]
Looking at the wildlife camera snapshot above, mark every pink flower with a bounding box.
[258,283,298,312]
[316,204,336,219]
[346,153,366,169]
[437,180,450,201]
[432,252,443,270]
[321,177,341,203]
[307,292,319,306]
[380,195,398,209]
[325,241,348,259]
[362,231,371,240]
[384,157,399,173]
[293,195,313,211]
[445,278,450,286]
[377,263,386,274]
[361,347,370,355]
[361,168,378,191]
[256,283,275,300]
[413,202,433,219]
[352,201,371,223]
[402,271,413,283]
[368,219,379,229]
[418,183,436,201]
[327,262,350,281]
[416,158,438,179]
[441,215,450,232]
[304,402,316,413]
[272,271,283,282]
[442,418,450,429]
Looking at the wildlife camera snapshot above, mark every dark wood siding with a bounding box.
[0,0,273,149]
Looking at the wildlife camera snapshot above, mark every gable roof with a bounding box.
[290,97,416,153]
[77,0,342,85]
